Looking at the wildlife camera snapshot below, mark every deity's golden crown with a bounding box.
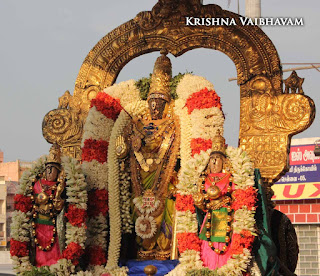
[46,144,61,169]
[148,49,172,103]
[211,130,226,155]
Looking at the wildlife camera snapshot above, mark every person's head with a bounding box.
[207,152,225,174]
[45,163,60,182]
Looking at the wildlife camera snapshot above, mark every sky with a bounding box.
[0,0,319,162]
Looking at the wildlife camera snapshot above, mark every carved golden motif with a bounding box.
[284,70,304,94]
[42,0,315,198]
[239,73,314,181]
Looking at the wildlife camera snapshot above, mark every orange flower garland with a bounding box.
[185,87,222,114]
[175,194,195,213]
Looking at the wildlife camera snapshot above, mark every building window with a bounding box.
[294,224,320,276]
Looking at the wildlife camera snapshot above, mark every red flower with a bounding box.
[62,242,84,265]
[87,245,107,265]
[231,187,257,211]
[91,92,122,121]
[82,139,109,163]
[230,230,255,255]
[177,232,201,253]
[87,189,109,217]
[191,138,212,157]
[185,88,222,114]
[14,194,32,213]
[65,205,87,227]
[176,194,195,213]
[10,239,29,257]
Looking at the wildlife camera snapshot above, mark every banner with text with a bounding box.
[273,140,320,200]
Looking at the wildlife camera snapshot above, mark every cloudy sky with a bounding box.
[0,0,319,162]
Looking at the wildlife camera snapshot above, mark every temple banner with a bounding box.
[273,137,320,200]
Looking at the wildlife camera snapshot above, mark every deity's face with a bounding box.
[148,98,167,120]
[45,164,59,182]
[208,153,225,174]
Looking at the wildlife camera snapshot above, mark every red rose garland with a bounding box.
[65,205,87,227]
[14,194,32,213]
[87,189,109,217]
[10,239,29,257]
[62,242,84,266]
[82,139,109,163]
[86,245,107,266]
[90,92,122,120]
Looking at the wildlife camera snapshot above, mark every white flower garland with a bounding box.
[11,155,87,275]
[106,110,131,269]
[135,215,157,239]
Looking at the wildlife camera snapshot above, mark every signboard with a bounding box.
[272,137,320,200]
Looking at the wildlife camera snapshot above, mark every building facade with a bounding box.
[273,137,320,276]
[0,151,33,249]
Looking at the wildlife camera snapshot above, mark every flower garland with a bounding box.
[167,75,258,276]
[81,80,143,275]
[10,156,87,275]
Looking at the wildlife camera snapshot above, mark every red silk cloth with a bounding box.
[34,180,61,267]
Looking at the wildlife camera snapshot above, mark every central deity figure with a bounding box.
[116,50,180,260]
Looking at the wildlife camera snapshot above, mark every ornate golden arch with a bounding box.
[42,0,314,201]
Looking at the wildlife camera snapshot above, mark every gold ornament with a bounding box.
[211,130,226,155]
[46,144,62,170]
[147,49,171,103]
[207,185,221,200]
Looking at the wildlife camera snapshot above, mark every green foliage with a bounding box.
[135,72,192,100]
[186,268,218,276]
[135,74,152,100]
[21,266,54,276]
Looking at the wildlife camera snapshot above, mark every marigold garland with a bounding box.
[185,88,222,114]
[231,187,258,211]
[230,230,256,255]
[175,194,195,213]
[177,233,202,253]
[190,138,212,157]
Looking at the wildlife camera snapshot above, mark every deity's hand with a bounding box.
[53,181,65,212]
[116,135,129,159]
[193,192,205,210]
